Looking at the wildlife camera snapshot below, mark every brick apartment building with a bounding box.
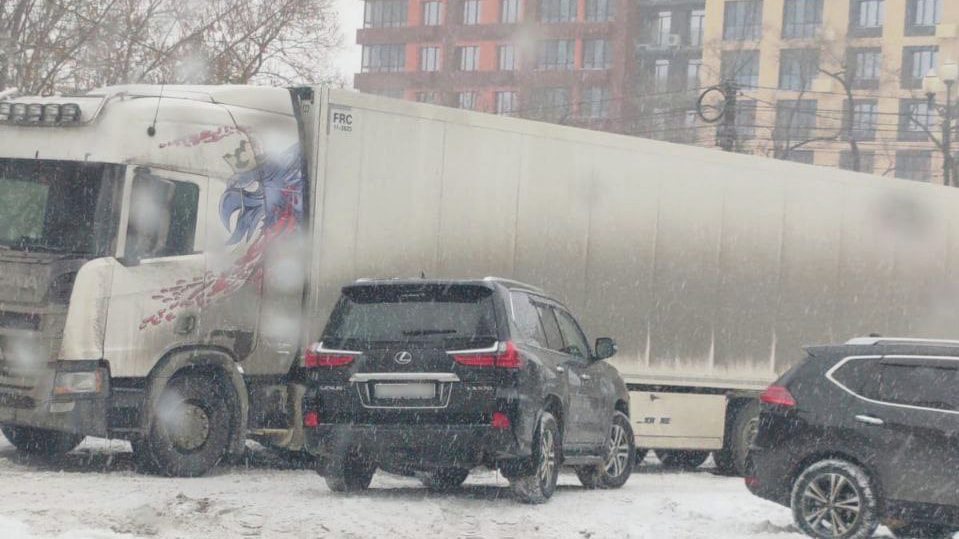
[354,0,707,134]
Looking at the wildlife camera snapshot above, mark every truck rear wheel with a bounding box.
[324,450,376,492]
[715,400,759,476]
[136,374,232,477]
[419,468,470,491]
[1,425,84,457]
[657,449,710,470]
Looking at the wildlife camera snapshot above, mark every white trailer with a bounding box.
[0,86,956,475]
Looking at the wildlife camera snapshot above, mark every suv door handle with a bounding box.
[855,414,885,426]
[555,366,566,374]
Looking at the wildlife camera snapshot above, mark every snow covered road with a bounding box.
[0,437,886,539]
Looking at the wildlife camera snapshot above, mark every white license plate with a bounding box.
[373,383,436,400]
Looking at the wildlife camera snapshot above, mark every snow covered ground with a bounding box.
[0,437,894,539]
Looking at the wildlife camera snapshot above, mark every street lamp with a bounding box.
[923,62,958,186]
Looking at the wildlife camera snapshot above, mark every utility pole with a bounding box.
[718,80,739,152]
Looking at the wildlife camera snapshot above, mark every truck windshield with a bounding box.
[0,159,123,256]
[322,284,498,349]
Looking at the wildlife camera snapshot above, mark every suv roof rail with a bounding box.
[846,336,959,347]
[483,276,543,292]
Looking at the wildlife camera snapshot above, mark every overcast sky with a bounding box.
[334,0,364,86]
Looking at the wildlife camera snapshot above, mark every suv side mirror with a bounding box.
[594,337,617,360]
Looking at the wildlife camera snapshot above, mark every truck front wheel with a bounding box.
[1,425,84,457]
[134,374,232,477]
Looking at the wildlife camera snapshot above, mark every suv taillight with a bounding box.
[760,385,796,407]
[303,343,358,368]
[452,341,523,369]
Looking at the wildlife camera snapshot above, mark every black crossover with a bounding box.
[747,337,959,539]
[301,278,634,503]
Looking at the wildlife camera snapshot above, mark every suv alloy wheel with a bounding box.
[576,411,635,489]
[791,459,880,539]
[508,411,560,504]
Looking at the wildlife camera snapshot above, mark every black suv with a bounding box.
[747,337,959,539]
[301,278,634,503]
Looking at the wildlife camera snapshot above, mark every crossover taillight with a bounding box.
[451,341,522,369]
[760,385,796,407]
[303,343,359,368]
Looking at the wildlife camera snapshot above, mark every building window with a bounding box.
[723,1,763,42]
[902,46,938,89]
[843,99,878,141]
[585,87,609,119]
[585,0,613,22]
[458,91,478,110]
[463,0,482,25]
[362,44,405,73]
[369,89,404,98]
[423,1,443,25]
[779,49,820,91]
[498,44,516,70]
[775,99,818,141]
[850,0,883,36]
[721,50,760,89]
[419,46,441,72]
[583,40,610,70]
[783,0,823,39]
[458,46,480,71]
[537,40,575,70]
[840,151,875,173]
[690,9,706,46]
[416,91,439,104]
[895,150,932,181]
[654,59,670,92]
[653,11,672,47]
[906,0,941,36]
[364,0,408,28]
[530,87,571,121]
[899,99,935,141]
[848,48,881,89]
[775,150,815,165]
[540,0,577,23]
[687,59,702,91]
[501,0,520,23]
[495,91,518,114]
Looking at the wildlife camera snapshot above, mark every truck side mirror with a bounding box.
[594,337,617,360]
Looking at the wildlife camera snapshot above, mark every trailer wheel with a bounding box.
[137,373,232,477]
[657,449,710,470]
[1,425,84,457]
[715,400,759,476]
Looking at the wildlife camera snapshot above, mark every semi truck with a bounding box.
[1,85,957,476]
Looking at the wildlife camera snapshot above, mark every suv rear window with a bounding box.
[322,284,498,349]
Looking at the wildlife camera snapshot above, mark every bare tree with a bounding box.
[0,0,342,94]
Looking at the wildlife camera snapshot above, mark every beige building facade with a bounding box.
[701,0,959,184]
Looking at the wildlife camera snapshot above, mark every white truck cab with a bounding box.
[0,86,310,474]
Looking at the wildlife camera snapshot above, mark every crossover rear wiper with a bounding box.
[402,329,458,336]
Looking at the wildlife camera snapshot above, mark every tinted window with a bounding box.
[510,292,547,348]
[536,303,564,352]
[832,357,881,394]
[554,309,590,359]
[323,284,497,349]
[872,360,959,411]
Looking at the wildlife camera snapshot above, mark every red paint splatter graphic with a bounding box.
[138,206,299,330]
[158,125,252,149]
